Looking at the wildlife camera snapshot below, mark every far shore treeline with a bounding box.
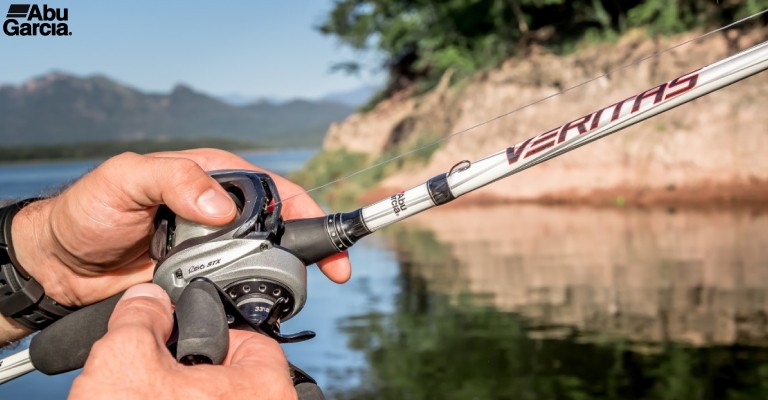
[0,73,354,162]
[0,138,261,163]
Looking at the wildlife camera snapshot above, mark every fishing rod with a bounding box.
[1,36,767,398]
[279,38,768,260]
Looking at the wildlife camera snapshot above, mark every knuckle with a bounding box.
[89,335,114,357]
[166,159,209,188]
[88,334,125,367]
[170,158,202,177]
[93,152,145,190]
[103,152,143,171]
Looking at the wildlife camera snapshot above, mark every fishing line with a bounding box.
[277,9,768,206]
[3,15,768,388]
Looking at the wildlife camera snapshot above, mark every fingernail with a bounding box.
[121,284,172,314]
[197,188,234,218]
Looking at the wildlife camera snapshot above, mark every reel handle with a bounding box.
[174,279,229,365]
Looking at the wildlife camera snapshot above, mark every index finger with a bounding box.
[147,148,352,283]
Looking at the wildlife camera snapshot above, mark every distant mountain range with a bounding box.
[216,85,380,107]
[320,85,380,106]
[0,73,357,147]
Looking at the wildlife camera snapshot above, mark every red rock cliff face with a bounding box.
[324,29,768,205]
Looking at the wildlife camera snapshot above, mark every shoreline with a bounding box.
[0,146,319,166]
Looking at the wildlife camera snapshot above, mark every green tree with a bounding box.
[320,0,768,103]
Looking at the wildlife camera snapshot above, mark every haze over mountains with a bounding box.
[218,85,379,107]
[0,73,358,147]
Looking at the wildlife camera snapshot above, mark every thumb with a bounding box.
[107,283,174,345]
[75,284,175,396]
[92,152,237,225]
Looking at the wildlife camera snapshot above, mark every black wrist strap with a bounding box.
[0,199,75,331]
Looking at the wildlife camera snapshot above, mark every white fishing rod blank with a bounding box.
[280,39,768,263]
[360,40,768,231]
[0,348,34,384]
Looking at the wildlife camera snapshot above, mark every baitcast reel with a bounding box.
[149,170,321,396]
[151,171,310,338]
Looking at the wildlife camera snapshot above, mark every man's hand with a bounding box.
[9,149,351,309]
[68,283,297,400]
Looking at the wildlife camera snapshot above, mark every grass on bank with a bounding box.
[291,133,442,208]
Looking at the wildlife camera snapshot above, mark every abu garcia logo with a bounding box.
[4,4,71,36]
[390,191,407,216]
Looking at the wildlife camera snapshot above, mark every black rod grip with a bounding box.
[29,292,123,375]
[175,280,229,365]
[280,210,369,265]
[281,217,339,265]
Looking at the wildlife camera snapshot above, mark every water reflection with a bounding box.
[331,204,768,399]
[400,205,768,347]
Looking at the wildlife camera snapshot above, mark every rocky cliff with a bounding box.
[324,28,768,205]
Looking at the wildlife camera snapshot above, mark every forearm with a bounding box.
[0,199,55,346]
[0,199,33,345]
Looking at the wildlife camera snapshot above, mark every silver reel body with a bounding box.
[150,170,308,324]
[153,232,307,322]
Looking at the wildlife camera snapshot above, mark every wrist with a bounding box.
[10,199,72,306]
[0,313,32,343]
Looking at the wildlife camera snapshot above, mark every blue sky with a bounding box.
[0,1,383,99]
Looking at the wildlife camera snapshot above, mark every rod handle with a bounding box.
[29,292,122,375]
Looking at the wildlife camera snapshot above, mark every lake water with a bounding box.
[2,150,768,399]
